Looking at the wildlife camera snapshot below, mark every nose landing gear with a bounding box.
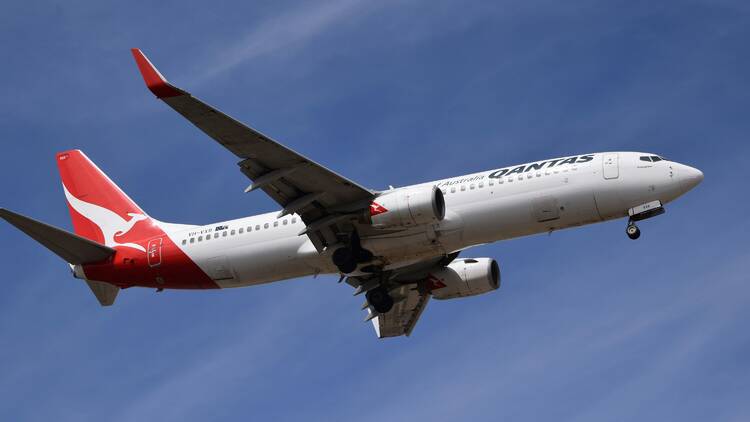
[626,221,641,240]
[625,200,665,240]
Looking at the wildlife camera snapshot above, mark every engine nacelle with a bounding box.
[370,185,445,229]
[429,258,500,300]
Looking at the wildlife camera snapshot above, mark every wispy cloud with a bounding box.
[191,0,379,84]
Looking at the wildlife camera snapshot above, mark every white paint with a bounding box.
[155,151,702,288]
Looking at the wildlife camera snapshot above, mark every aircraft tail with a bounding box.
[56,150,159,248]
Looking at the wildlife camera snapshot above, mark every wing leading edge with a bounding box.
[130,49,374,251]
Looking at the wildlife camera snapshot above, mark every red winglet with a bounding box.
[130,48,184,98]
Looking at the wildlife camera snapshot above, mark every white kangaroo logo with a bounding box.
[63,185,148,252]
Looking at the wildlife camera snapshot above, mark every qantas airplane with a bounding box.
[1,49,703,338]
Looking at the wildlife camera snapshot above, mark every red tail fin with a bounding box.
[56,150,158,249]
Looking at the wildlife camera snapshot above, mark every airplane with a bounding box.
[0,49,704,338]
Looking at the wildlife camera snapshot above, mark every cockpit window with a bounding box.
[640,156,652,162]
[650,156,663,162]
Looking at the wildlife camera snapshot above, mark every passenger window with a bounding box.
[255,225,260,231]
[182,239,187,245]
[198,235,203,241]
[273,221,278,227]
[190,238,195,244]
[247,226,252,232]
[450,187,456,193]
[469,184,475,190]
[231,229,236,235]
[640,156,652,162]
[239,228,244,234]
[214,233,219,239]
[536,172,541,177]
[460,185,466,191]
[651,156,662,162]
[292,218,297,224]
[264,223,269,229]
[223,231,227,237]
[508,177,513,182]
[283,220,288,225]
[489,180,494,186]
[478,182,484,188]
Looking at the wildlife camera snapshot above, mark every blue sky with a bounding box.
[1,0,749,420]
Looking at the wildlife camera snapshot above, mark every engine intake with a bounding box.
[429,258,500,300]
[370,185,445,229]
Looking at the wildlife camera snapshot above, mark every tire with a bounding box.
[355,248,373,263]
[332,247,353,266]
[626,224,640,240]
[367,287,394,313]
[337,259,357,274]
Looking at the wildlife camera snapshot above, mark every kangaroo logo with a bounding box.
[63,185,148,252]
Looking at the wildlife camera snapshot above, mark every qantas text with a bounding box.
[488,155,594,179]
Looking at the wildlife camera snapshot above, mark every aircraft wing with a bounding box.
[352,254,456,338]
[131,49,374,251]
[368,285,431,338]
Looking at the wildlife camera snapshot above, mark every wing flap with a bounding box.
[0,208,115,264]
[370,285,431,338]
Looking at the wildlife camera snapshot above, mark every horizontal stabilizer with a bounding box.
[0,208,115,264]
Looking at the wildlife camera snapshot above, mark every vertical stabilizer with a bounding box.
[56,150,161,252]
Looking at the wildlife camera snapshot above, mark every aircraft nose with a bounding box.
[678,164,704,193]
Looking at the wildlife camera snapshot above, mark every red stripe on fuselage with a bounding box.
[82,230,219,290]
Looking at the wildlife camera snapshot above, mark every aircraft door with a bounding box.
[206,256,236,282]
[602,153,619,179]
[532,196,560,222]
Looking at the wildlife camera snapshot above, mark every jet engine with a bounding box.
[370,185,445,229]
[429,258,500,300]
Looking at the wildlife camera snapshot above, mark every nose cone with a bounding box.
[678,164,704,193]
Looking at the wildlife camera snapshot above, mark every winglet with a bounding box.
[130,48,185,98]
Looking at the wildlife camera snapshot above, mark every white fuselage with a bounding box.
[164,152,701,288]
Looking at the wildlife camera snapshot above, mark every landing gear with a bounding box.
[332,248,357,273]
[366,286,394,313]
[331,230,373,274]
[626,221,641,240]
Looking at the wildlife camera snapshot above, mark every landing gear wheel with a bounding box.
[337,260,357,274]
[331,232,374,274]
[332,248,352,266]
[332,248,357,273]
[366,287,394,314]
[626,223,641,240]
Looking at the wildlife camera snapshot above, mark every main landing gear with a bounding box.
[365,286,394,314]
[626,221,641,240]
[332,230,373,274]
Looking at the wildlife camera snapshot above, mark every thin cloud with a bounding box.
[191,0,379,84]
